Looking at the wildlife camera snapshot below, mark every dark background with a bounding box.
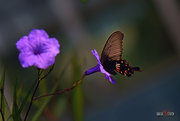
[0,0,179,121]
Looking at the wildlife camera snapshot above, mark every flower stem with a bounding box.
[40,65,54,81]
[33,73,85,101]
[23,69,41,121]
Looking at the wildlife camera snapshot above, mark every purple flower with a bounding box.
[85,49,116,84]
[16,29,60,69]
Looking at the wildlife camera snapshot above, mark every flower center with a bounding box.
[33,44,46,55]
[33,49,41,55]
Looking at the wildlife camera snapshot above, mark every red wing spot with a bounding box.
[116,67,120,72]
[125,70,127,73]
[121,61,123,63]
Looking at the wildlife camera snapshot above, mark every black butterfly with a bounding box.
[101,31,141,77]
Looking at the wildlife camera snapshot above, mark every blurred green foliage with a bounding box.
[71,52,84,121]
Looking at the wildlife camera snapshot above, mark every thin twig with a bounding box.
[0,89,5,121]
[33,73,85,101]
[40,65,54,81]
[33,85,75,101]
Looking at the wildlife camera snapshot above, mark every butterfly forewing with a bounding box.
[100,31,124,64]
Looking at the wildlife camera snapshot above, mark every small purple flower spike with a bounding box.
[85,49,116,84]
[16,29,60,69]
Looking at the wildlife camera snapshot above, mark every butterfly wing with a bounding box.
[101,31,124,63]
[101,31,124,75]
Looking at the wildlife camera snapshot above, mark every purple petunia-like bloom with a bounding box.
[16,29,60,69]
[85,49,116,84]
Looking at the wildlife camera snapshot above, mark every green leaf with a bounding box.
[54,96,67,118]
[16,85,23,103]
[71,86,84,121]
[0,95,13,121]
[4,96,13,121]
[39,72,47,95]
[12,80,22,121]
[71,53,84,121]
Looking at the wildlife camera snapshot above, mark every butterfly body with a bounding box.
[115,59,141,77]
[101,31,141,77]
[102,59,141,77]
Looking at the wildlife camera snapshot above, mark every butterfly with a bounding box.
[100,31,141,77]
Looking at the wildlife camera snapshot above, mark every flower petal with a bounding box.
[85,64,100,75]
[33,53,55,69]
[105,75,116,84]
[87,49,116,84]
[91,49,101,64]
[16,36,30,52]
[29,29,49,43]
[45,38,60,56]
[19,52,36,68]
